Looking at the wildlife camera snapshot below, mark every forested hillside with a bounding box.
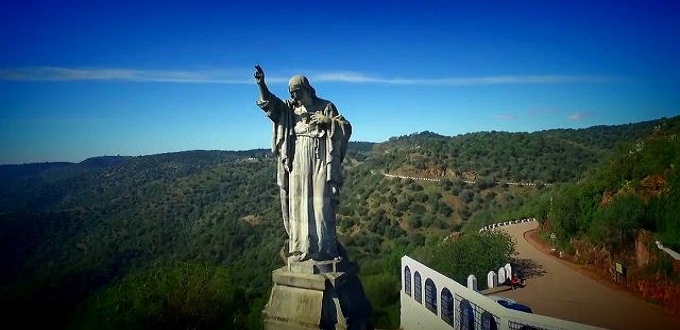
[0,116,674,329]
[372,119,658,183]
[547,118,680,250]
[542,117,680,313]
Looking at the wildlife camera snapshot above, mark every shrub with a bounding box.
[427,231,516,284]
[69,263,247,330]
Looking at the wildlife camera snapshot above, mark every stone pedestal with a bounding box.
[262,260,373,330]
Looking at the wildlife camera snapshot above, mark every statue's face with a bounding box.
[290,88,311,106]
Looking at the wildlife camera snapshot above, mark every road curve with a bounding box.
[492,221,679,330]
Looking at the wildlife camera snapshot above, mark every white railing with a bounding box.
[401,256,604,330]
[384,173,447,182]
[464,263,513,292]
[478,218,537,233]
[655,240,680,261]
[382,173,551,187]
[478,219,680,261]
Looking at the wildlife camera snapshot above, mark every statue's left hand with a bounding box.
[329,182,340,208]
[310,113,331,125]
[254,65,265,84]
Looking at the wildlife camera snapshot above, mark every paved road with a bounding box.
[489,221,679,330]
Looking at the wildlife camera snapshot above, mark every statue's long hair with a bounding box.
[288,75,317,99]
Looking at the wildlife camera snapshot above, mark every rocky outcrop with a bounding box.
[566,230,680,316]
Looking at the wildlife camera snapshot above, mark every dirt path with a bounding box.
[489,222,680,330]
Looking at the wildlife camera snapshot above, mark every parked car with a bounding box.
[487,295,533,313]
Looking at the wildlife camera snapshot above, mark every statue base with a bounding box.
[262,260,373,330]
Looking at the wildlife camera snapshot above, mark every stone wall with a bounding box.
[400,255,604,330]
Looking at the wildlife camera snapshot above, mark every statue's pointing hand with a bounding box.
[254,65,265,84]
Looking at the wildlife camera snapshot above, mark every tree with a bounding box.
[549,184,581,238]
[409,215,423,229]
[589,193,645,250]
[69,263,248,329]
[458,189,474,203]
[427,231,516,284]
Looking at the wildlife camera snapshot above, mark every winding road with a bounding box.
[489,221,679,330]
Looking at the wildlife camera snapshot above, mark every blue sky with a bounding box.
[1,1,678,164]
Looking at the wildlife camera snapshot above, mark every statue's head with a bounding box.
[288,75,317,104]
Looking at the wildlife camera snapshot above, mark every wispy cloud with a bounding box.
[0,66,253,84]
[0,66,626,86]
[312,72,625,85]
[526,108,561,116]
[494,114,516,121]
[568,112,587,121]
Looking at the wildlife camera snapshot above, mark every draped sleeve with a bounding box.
[257,92,294,188]
[322,101,351,185]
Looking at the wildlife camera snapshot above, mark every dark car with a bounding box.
[497,299,533,313]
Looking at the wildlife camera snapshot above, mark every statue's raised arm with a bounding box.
[254,65,270,101]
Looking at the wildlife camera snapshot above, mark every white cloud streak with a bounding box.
[0,66,626,86]
[568,112,587,121]
[0,67,253,84]
[312,72,625,85]
[494,114,517,121]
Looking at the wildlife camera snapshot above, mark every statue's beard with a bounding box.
[294,98,310,108]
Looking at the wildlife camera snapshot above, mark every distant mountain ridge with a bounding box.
[2,117,674,212]
[78,155,132,167]
[368,118,666,185]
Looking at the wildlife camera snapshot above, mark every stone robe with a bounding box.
[257,93,351,260]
